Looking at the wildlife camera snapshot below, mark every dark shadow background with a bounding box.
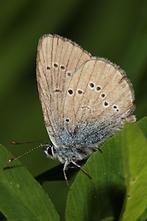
[0,0,147,220]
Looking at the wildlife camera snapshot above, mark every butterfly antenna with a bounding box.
[8,144,47,163]
[9,139,40,145]
[71,161,92,179]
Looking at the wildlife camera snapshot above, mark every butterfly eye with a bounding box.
[45,146,52,155]
[46,66,50,70]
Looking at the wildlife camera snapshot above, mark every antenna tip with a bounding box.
[9,140,17,145]
[8,158,14,163]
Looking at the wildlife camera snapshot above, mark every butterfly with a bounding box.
[36,34,135,181]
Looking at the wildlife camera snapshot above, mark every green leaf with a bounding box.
[100,217,114,221]
[137,208,147,221]
[0,145,59,221]
[137,116,147,138]
[66,119,147,221]
[120,122,147,221]
[66,127,127,221]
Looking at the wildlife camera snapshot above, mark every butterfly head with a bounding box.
[45,142,95,164]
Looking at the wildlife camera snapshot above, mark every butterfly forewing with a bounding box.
[36,34,91,145]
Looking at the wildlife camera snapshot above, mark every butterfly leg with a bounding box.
[97,147,103,153]
[63,161,70,185]
[71,161,92,179]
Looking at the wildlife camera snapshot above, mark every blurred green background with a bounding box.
[0,0,147,220]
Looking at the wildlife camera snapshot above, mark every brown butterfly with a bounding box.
[36,34,135,181]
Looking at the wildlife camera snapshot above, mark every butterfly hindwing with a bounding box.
[64,58,135,139]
